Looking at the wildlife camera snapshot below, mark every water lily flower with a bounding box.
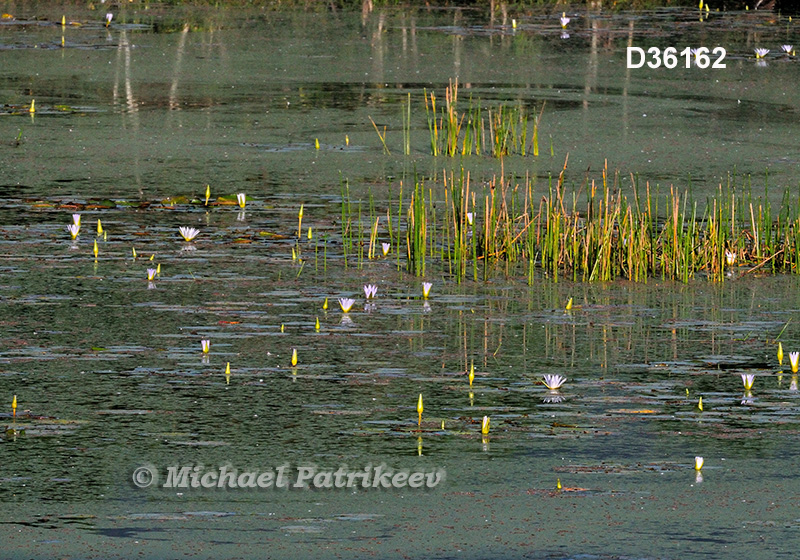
[179,226,199,242]
[67,224,80,239]
[323,297,328,310]
[754,48,769,58]
[741,373,755,391]
[338,297,355,313]
[481,415,490,434]
[725,250,736,266]
[105,13,112,26]
[237,193,246,209]
[204,184,211,206]
[381,242,391,256]
[93,239,98,259]
[466,212,474,226]
[543,374,566,390]
[694,456,704,471]
[560,12,570,28]
[201,339,210,353]
[291,348,297,367]
[417,394,423,426]
[364,284,378,299]
[147,268,157,281]
[778,342,784,365]
[72,213,81,227]
[782,44,794,55]
[698,396,703,411]
[422,282,433,299]
[791,351,799,373]
[12,394,16,419]
[315,317,320,332]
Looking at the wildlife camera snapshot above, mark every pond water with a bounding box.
[3,3,800,559]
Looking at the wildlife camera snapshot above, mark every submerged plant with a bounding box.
[338,297,355,313]
[179,226,199,242]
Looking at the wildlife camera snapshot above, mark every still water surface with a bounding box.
[2,4,800,559]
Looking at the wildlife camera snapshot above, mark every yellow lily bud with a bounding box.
[468,361,475,387]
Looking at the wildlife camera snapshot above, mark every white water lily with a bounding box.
[72,213,81,226]
[237,193,246,209]
[694,456,704,471]
[782,45,794,55]
[67,224,80,239]
[791,351,799,373]
[381,242,391,256]
[741,373,755,391]
[466,212,474,226]
[559,12,570,28]
[725,250,736,266]
[543,374,567,390]
[179,226,199,242]
[422,282,433,298]
[754,48,769,58]
[147,268,157,281]
[363,284,378,299]
[201,339,210,354]
[338,297,355,313]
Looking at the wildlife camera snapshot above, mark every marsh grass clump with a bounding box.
[424,79,541,158]
[365,161,800,283]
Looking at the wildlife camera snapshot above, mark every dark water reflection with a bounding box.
[3,3,800,559]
